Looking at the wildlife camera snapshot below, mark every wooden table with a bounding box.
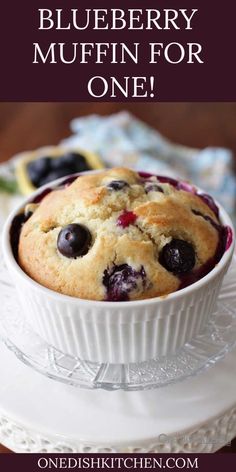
[0,102,236,453]
[0,103,236,163]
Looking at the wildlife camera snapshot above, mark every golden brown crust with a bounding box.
[18,168,220,300]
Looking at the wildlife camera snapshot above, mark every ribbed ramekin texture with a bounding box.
[12,266,228,363]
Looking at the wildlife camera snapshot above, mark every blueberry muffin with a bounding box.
[18,168,227,301]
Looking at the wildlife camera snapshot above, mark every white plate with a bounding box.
[0,334,236,452]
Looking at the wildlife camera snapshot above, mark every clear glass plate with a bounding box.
[0,254,236,391]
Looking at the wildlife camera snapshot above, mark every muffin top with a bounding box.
[18,167,224,301]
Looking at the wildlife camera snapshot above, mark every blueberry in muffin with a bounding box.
[17,168,230,301]
[57,223,92,258]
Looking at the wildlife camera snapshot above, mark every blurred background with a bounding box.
[1,103,236,162]
[1,102,236,220]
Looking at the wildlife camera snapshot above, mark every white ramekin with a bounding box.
[2,175,235,364]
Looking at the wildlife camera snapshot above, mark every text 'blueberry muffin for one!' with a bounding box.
[18,168,227,301]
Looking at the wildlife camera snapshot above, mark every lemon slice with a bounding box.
[15,146,104,195]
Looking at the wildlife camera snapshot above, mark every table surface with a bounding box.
[0,103,236,163]
[0,102,236,453]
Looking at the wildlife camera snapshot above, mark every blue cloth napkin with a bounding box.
[61,111,236,221]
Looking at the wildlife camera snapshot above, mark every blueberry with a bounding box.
[159,239,195,274]
[198,193,219,218]
[39,168,74,186]
[57,224,91,258]
[24,209,33,219]
[103,264,146,301]
[10,213,27,261]
[64,152,83,166]
[31,188,52,204]
[24,204,38,220]
[27,157,52,187]
[50,156,72,171]
[10,210,35,261]
[145,183,164,193]
[107,180,129,191]
[68,153,91,172]
[192,209,221,232]
[51,153,91,173]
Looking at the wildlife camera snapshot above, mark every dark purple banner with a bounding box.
[0,0,235,101]
[0,453,236,470]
